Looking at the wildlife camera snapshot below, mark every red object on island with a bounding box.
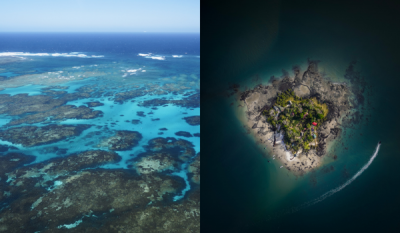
[312,122,317,126]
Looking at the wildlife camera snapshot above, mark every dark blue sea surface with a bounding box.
[0,33,200,232]
[0,33,200,55]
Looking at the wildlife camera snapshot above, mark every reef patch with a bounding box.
[175,131,193,137]
[183,116,200,126]
[96,130,142,151]
[0,124,92,147]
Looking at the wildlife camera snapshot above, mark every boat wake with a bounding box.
[286,142,381,214]
[266,142,381,221]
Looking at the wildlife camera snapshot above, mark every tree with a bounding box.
[300,113,304,119]
[267,116,274,125]
[306,123,311,129]
[318,113,324,119]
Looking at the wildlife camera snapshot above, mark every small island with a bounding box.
[238,61,357,175]
[263,89,328,157]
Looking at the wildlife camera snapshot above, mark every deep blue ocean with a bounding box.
[0,33,200,55]
[0,33,200,231]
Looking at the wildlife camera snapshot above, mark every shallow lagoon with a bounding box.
[0,51,199,196]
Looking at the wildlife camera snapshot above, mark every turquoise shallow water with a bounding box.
[0,52,199,201]
[202,1,400,232]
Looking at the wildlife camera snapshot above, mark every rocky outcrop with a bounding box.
[0,124,91,147]
[112,88,146,104]
[0,159,196,233]
[4,150,121,185]
[96,130,142,151]
[7,105,103,126]
[183,116,200,126]
[143,137,195,159]
[131,119,142,124]
[0,94,66,115]
[188,153,200,184]
[138,92,200,108]
[86,101,104,107]
[137,111,146,117]
[175,131,193,137]
[128,137,196,175]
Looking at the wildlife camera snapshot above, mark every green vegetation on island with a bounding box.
[262,89,329,154]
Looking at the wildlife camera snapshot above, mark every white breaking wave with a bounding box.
[172,55,183,58]
[286,142,381,214]
[147,56,165,60]
[137,53,165,60]
[0,52,104,58]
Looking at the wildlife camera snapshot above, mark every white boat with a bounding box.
[280,166,283,168]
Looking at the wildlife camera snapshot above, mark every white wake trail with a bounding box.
[287,142,381,214]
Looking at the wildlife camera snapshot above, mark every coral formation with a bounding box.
[96,130,142,151]
[0,124,92,147]
[183,116,200,126]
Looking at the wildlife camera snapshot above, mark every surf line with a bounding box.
[287,142,381,214]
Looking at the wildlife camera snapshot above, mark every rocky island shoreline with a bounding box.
[237,61,362,175]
